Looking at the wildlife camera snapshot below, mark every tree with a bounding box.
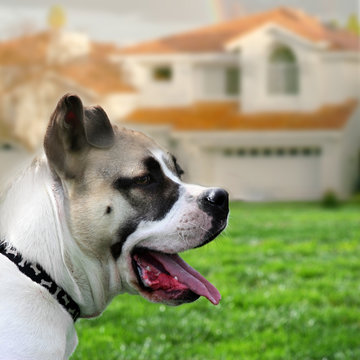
[346,13,360,35]
[48,5,66,30]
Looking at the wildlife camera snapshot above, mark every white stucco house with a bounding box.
[112,7,360,201]
[0,7,359,201]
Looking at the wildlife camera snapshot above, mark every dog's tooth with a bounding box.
[174,276,178,281]
[146,266,151,271]
[137,265,143,277]
[136,265,151,288]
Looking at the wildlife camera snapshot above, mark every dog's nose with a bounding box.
[200,188,229,215]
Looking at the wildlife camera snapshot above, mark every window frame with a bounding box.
[267,45,300,95]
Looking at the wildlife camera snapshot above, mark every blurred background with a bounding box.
[0,0,359,200]
[1,2,360,360]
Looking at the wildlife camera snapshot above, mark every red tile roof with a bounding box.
[0,32,50,66]
[118,7,360,55]
[0,31,134,94]
[125,99,358,131]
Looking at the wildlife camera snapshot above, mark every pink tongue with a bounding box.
[149,251,221,305]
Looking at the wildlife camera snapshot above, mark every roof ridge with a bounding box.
[119,6,359,54]
[124,6,313,45]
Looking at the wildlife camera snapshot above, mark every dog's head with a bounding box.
[44,94,228,307]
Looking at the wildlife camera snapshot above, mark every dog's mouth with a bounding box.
[131,248,221,306]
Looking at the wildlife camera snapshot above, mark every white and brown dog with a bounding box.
[0,94,229,359]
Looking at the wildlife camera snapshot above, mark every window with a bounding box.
[237,149,246,157]
[222,147,321,158]
[268,45,299,95]
[0,143,13,151]
[225,67,240,95]
[263,148,272,157]
[152,66,172,81]
[250,148,259,157]
[224,148,234,157]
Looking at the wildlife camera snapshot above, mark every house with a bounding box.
[1,7,359,200]
[0,30,137,188]
[113,7,360,201]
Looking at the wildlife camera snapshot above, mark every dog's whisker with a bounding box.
[185,221,214,235]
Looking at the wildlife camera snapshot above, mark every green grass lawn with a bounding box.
[71,202,360,360]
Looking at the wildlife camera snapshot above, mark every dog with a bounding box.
[0,94,229,359]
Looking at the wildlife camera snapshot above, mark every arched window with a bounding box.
[268,45,299,94]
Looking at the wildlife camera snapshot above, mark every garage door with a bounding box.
[213,147,322,201]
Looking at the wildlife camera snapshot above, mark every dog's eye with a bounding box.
[175,163,184,178]
[172,156,184,179]
[134,174,152,186]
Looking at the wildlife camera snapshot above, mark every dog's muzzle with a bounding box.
[129,187,229,306]
[196,188,229,247]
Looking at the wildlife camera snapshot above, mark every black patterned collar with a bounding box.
[0,242,80,322]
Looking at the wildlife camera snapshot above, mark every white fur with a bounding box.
[0,148,221,359]
[0,156,123,358]
[0,157,79,359]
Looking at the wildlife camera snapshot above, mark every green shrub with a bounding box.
[321,190,340,208]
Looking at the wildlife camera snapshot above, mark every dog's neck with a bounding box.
[0,155,113,318]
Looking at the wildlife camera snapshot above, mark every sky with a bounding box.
[0,0,359,45]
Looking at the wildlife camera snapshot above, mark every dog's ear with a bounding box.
[44,94,115,177]
[84,106,115,148]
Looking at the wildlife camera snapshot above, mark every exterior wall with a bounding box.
[174,138,215,187]
[338,105,360,197]
[122,58,194,107]
[317,140,343,197]
[100,93,138,120]
[172,130,346,201]
[321,54,360,104]
[119,53,239,107]
[238,26,325,113]
[192,54,239,102]
[0,143,31,192]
